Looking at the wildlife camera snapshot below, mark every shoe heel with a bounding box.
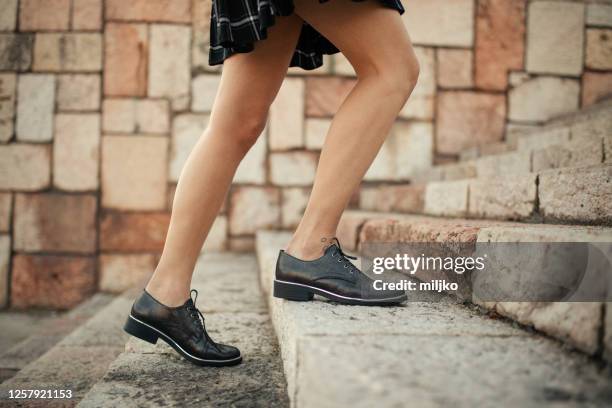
[274,280,314,301]
[124,316,159,344]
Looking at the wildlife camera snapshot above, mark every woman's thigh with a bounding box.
[293,0,416,78]
[209,13,304,132]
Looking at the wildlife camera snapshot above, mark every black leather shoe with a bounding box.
[124,289,242,367]
[274,238,407,306]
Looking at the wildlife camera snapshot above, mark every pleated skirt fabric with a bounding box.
[209,0,405,70]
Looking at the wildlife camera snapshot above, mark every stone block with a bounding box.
[0,193,10,232]
[202,215,227,253]
[106,0,191,23]
[526,1,584,76]
[99,254,156,294]
[101,135,168,210]
[72,0,102,30]
[0,73,16,142]
[305,77,356,117]
[281,188,310,228]
[532,138,603,172]
[305,118,330,150]
[16,74,55,142]
[104,23,148,97]
[468,174,537,220]
[359,184,425,214]
[100,212,170,252]
[586,28,612,70]
[475,0,526,90]
[191,0,213,72]
[270,152,318,186]
[34,33,102,72]
[587,3,612,28]
[53,113,100,191]
[539,165,612,224]
[191,74,221,112]
[57,74,101,111]
[0,144,50,190]
[436,91,506,155]
[11,255,95,309]
[402,0,474,47]
[102,98,170,134]
[19,0,70,30]
[148,24,191,110]
[0,0,17,31]
[606,135,612,164]
[235,132,266,184]
[440,162,477,181]
[474,151,531,178]
[508,76,580,123]
[516,126,571,151]
[438,49,473,89]
[366,121,433,181]
[0,34,33,70]
[332,53,355,77]
[582,72,612,107]
[269,77,304,150]
[0,235,9,307]
[399,47,435,119]
[169,113,208,182]
[13,193,96,253]
[424,180,469,217]
[229,187,280,235]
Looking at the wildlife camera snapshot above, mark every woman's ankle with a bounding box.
[286,235,335,261]
[145,277,191,308]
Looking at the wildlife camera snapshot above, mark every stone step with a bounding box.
[458,98,612,162]
[0,293,114,383]
[256,230,612,407]
[361,163,612,225]
[335,210,612,359]
[77,253,289,408]
[0,292,133,406]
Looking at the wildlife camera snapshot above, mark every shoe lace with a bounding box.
[186,289,215,344]
[328,237,358,275]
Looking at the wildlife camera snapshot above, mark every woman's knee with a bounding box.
[214,112,268,153]
[358,49,420,103]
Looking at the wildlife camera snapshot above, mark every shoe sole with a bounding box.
[123,314,242,367]
[273,279,407,306]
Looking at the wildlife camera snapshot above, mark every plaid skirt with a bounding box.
[209,0,405,70]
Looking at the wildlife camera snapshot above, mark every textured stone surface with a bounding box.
[582,71,612,107]
[526,1,584,76]
[365,121,433,180]
[0,144,50,190]
[72,0,102,30]
[104,23,148,97]
[191,74,220,112]
[360,184,425,214]
[436,91,506,155]
[0,34,33,71]
[191,0,213,72]
[474,151,531,179]
[270,77,304,150]
[234,132,267,184]
[202,215,227,253]
[0,73,16,142]
[469,174,537,220]
[516,126,570,151]
[587,3,612,28]
[539,165,612,224]
[508,76,580,123]
[101,136,168,210]
[402,0,474,47]
[532,138,604,172]
[475,0,525,90]
[102,98,169,134]
[53,113,100,191]
[148,24,191,110]
[169,113,208,182]
[229,187,280,235]
[424,180,469,217]
[399,47,435,119]
[0,235,9,308]
[16,74,55,142]
[270,151,318,186]
[0,194,10,232]
[13,193,97,253]
[586,28,612,70]
[438,48,473,89]
[305,77,356,117]
[0,0,17,31]
[99,212,170,252]
[99,254,156,293]
[10,255,96,309]
[57,74,101,111]
[19,0,70,30]
[281,188,310,229]
[106,0,192,23]
[33,33,102,72]
[305,118,330,149]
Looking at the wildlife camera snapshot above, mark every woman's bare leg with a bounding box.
[286,0,420,259]
[146,15,303,306]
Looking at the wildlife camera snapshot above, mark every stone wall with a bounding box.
[0,0,611,309]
